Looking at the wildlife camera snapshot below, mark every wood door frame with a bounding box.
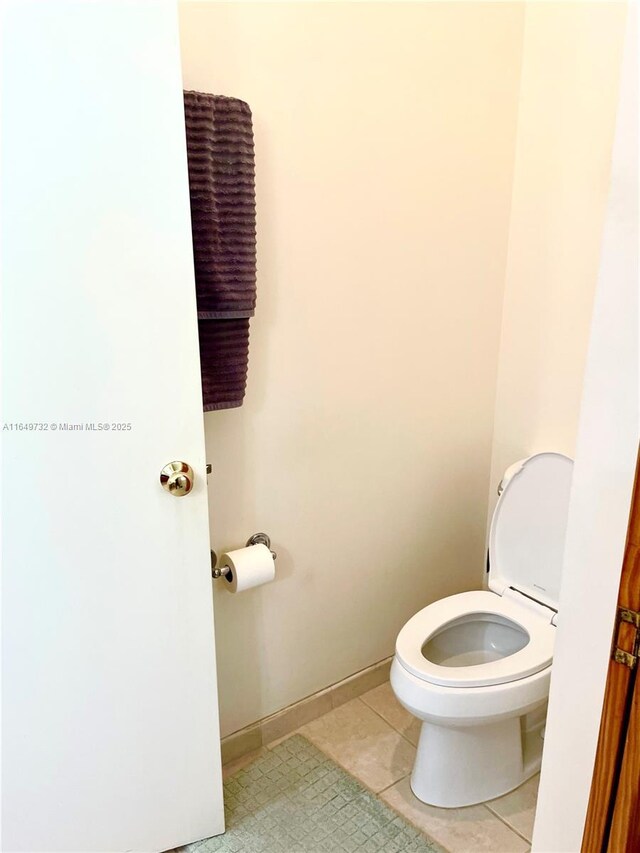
[582,450,640,852]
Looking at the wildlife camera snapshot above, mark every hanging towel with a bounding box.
[183,90,256,410]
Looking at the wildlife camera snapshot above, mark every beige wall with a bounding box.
[179,1,626,739]
[488,1,627,512]
[179,1,525,736]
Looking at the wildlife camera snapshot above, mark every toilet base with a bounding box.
[410,714,543,808]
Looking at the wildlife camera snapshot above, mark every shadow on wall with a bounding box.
[204,116,284,736]
[212,543,295,738]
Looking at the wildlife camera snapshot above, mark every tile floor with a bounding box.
[227,681,539,853]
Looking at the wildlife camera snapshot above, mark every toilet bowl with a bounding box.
[391,452,573,808]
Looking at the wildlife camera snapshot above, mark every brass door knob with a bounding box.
[160,461,194,496]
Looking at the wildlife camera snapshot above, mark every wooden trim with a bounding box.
[582,452,640,852]
[582,665,635,851]
[608,668,640,851]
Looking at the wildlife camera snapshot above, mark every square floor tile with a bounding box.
[361,681,422,746]
[381,776,530,852]
[298,698,416,793]
[486,774,539,841]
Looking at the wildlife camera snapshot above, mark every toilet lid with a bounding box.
[488,452,573,612]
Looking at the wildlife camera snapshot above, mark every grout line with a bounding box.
[484,803,532,844]
[301,698,417,796]
[358,694,419,751]
[377,772,410,795]
[295,721,412,800]
[371,778,453,853]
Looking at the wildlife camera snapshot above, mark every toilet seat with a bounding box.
[395,590,555,688]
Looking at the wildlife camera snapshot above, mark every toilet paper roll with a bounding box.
[219,543,276,593]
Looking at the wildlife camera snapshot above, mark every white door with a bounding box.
[1,2,224,850]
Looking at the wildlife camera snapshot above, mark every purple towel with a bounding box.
[183,91,256,410]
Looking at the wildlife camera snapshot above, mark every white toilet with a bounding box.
[390,451,573,808]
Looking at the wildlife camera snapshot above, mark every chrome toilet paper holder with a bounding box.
[211,532,277,579]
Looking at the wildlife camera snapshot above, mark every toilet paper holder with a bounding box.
[211,532,277,579]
